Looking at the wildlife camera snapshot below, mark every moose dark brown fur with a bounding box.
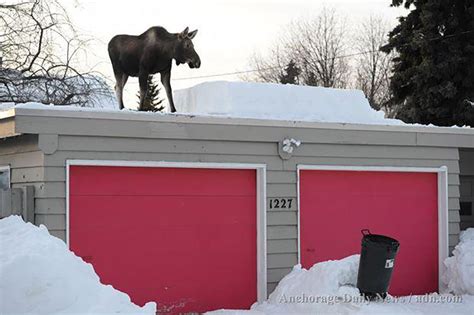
[108,26,200,112]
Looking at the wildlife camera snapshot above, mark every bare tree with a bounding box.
[289,8,350,88]
[245,8,351,89]
[0,0,113,107]
[242,45,290,83]
[353,16,395,114]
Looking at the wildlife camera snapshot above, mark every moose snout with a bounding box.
[189,56,201,69]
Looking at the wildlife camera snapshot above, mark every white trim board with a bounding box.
[66,159,267,302]
[296,164,449,293]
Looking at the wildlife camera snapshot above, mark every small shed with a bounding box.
[1,105,473,313]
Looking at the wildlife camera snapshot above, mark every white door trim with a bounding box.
[297,164,449,293]
[66,159,267,302]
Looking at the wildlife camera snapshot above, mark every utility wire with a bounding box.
[172,29,474,81]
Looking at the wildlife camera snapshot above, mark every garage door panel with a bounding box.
[301,171,436,195]
[70,166,256,196]
[70,195,256,227]
[69,166,257,313]
[300,170,438,295]
[71,223,256,258]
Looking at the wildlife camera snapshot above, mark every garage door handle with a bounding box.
[306,248,315,252]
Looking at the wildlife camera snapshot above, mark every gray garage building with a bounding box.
[0,105,473,311]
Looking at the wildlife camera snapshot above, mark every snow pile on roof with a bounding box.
[0,216,156,315]
[174,81,404,125]
[207,253,474,315]
[444,228,474,295]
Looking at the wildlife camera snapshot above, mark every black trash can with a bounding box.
[357,229,400,300]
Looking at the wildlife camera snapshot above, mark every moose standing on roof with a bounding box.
[108,26,201,112]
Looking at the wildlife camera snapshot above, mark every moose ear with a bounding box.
[179,27,189,39]
[188,29,198,39]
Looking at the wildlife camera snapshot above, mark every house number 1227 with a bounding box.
[269,198,293,209]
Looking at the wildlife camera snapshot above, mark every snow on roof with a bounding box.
[1,81,404,126]
[173,81,404,125]
[0,82,471,132]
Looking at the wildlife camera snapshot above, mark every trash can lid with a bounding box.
[361,231,399,250]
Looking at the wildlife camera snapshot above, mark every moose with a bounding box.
[108,26,201,112]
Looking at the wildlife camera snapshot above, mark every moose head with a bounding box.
[175,27,201,69]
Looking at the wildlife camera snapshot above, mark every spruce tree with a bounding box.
[279,60,301,85]
[137,75,165,112]
[382,0,474,127]
[305,72,318,86]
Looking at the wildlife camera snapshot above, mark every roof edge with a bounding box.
[4,106,474,136]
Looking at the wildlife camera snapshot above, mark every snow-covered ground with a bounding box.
[1,215,473,314]
[208,229,474,315]
[174,81,404,125]
[0,216,156,315]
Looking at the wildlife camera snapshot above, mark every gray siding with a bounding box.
[0,135,45,225]
[35,133,462,293]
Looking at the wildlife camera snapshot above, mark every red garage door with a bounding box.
[299,169,439,295]
[69,165,257,314]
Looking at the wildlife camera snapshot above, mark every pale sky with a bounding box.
[66,0,406,106]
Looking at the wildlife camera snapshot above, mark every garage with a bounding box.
[67,161,266,314]
[3,106,472,300]
[298,166,448,296]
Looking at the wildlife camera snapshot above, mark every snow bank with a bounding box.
[174,81,404,125]
[268,255,360,302]
[444,228,474,295]
[207,253,474,315]
[249,255,361,314]
[0,216,156,314]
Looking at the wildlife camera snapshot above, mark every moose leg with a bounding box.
[114,72,128,109]
[160,70,176,113]
[138,73,148,111]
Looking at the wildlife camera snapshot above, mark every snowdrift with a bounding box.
[174,81,404,125]
[444,228,474,295]
[251,255,361,314]
[207,251,474,315]
[0,216,156,314]
[267,255,360,303]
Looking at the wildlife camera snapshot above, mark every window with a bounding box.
[460,202,472,216]
[0,166,10,190]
